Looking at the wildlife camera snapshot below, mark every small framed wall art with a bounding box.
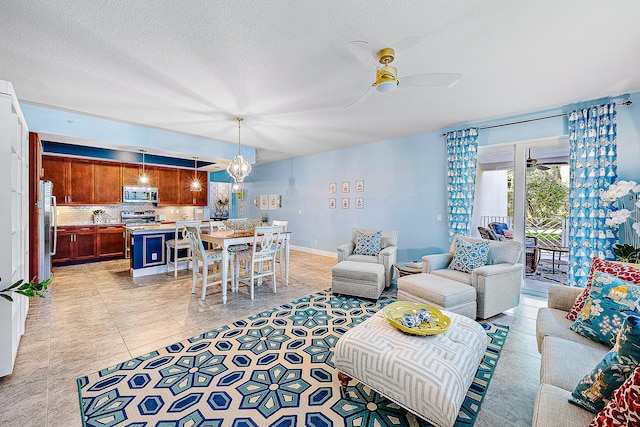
[329,182,337,193]
[342,181,350,193]
[342,197,350,209]
[268,194,278,210]
[259,195,268,210]
[355,180,364,192]
[329,198,336,209]
[355,197,364,209]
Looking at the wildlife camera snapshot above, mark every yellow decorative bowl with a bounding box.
[383,301,451,336]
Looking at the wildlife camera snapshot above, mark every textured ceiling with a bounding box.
[1,1,639,166]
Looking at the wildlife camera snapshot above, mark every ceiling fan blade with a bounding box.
[536,165,551,171]
[400,73,462,88]
[348,40,378,70]
[345,84,375,108]
[538,161,569,166]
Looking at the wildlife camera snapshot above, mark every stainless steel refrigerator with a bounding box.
[38,180,57,280]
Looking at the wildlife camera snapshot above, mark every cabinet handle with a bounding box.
[80,227,91,231]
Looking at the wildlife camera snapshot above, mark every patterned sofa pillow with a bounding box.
[567,258,640,321]
[570,315,640,414]
[449,237,490,273]
[570,272,640,346]
[590,365,640,426]
[353,229,382,256]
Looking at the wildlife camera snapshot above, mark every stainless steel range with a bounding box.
[121,210,158,226]
[122,210,158,258]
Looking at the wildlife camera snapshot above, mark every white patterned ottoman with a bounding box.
[334,309,487,427]
[332,261,385,300]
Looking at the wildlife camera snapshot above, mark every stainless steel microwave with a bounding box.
[122,186,159,203]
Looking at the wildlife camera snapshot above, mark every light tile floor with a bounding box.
[0,251,545,427]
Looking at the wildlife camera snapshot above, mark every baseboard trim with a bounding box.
[289,245,337,258]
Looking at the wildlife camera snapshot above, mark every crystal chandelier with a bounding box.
[190,156,201,192]
[227,117,251,185]
[138,149,150,185]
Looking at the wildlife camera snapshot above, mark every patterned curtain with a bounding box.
[567,102,618,287]
[446,128,479,240]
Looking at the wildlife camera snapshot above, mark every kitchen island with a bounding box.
[127,222,205,277]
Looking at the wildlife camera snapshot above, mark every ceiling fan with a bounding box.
[526,149,568,171]
[345,40,462,108]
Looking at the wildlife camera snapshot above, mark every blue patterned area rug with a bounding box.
[77,290,508,427]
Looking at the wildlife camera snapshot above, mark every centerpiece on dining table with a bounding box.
[222,219,262,237]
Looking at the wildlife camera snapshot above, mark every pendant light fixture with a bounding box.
[190,156,202,192]
[138,149,150,186]
[226,117,251,186]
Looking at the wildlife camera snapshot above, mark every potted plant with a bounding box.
[0,275,51,302]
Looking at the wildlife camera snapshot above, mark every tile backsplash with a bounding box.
[56,203,208,225]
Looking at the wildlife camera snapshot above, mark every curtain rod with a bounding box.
[441,100,633,137]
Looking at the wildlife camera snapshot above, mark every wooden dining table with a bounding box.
[200,230,291,304]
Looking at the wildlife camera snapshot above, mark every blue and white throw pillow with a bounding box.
[449,238,490,273]
[353,229,382,256]
[570,271,640,346]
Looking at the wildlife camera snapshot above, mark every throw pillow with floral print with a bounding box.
[567,258,640,321]
[570,272,640,346]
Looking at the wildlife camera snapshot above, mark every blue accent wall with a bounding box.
[218,92,640,261]
[42,141,216,168]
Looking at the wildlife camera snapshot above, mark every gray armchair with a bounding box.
[422,236,523,319]
[337,228,398,287]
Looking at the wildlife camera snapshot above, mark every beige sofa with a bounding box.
[533,285,610,426]
[421,236,523,319]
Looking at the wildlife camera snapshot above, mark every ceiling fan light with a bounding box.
[376,80,397,93]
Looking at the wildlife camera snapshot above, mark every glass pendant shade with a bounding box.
[138,149,149,185]
[138,173,149,185]
[190,156,202,192]
[227,117,251,183]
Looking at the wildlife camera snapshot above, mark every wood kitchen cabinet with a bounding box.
[42,156,68,202]
[68,159,95,204]
[42,155,207,207]
[178,169,209,206]
[122,163,157,187]
[53,226,96,263]
[97,225,125,257]
[94,161,122,203]
[194,170,209,205]
[42,156,95,204]
[157,166,179,205]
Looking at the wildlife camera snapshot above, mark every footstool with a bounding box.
[332,261,385,299]
[397,273,477,319]
[334,309,487,427]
